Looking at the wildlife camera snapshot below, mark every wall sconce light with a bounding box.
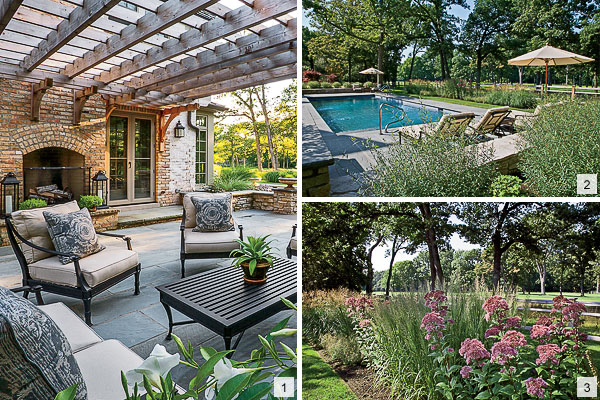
[174,120,185,138]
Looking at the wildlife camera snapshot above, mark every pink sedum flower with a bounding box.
[536,316,553,326]
[525,377,548,398]
[530,324,551,342]
[459,338,490,365]
[459,365,472,378]
[536,344,561,365]
[490,342,517,365]
[484,326,501,339]
[503,316,522,330]
[501,330,527,348]
[482,295,509,321]
[421,312,445,340]
[359,319,371,329]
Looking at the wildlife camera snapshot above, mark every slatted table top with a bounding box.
[156,257,297,336]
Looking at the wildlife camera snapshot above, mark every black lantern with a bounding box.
[173,120,185,138]
[1,172,20,216]
[92,171,109,209]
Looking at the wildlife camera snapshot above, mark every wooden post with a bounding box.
[572,84,576,101]
[31,77,53,121]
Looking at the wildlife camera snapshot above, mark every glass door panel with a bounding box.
[134,119,152,199]
[109,116,128,201]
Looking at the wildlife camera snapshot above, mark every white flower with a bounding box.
[125,344,180,388]
[205,358,252,400]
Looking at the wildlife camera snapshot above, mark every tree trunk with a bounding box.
[536,261,546,295]
[418,203,444,289]
[366,235,384,294]
[385,237,400,299]
[408,42,418,81]
[596,275,599,294]
[476,52,482,89]
[254,86,279,170]
[377,31,384,86]
[492,234,502,292]
[348,50,352,82]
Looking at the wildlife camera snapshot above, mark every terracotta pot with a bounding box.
[89,206,97,212]
[241,260,270,284]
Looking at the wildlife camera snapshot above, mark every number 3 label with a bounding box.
[274,377,295,398]
[577,377,597,397]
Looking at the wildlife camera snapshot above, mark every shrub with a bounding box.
[307,81,320,89]
[320,82,332,88]
[332,82,342,88]
[353,82,363,87]
[519,101,600,196]
[263,171,282,183]
[303,70,321,82]
[220,166,253,181]
[18,198,47,210]
[78,195,102,210]
[302,82,309,89]
[491,175,523,197]
[320,334,363,365]
[363,131,498,196]
[342,82,352,88]
[325,73,338,83]
[363,81,373,88]
[303,290,356,344]
[485,89,538,109]
[212,176,251,192]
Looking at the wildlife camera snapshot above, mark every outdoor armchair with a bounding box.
[180,192,243,278]
[5,202,141,326]
[286,224,297,259]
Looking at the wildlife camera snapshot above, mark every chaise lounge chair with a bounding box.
[180,192,243,278]
[436,112,476,137]
[471,106,513,137]
[4,201,141,326]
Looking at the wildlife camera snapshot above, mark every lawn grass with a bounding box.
[517,292,600,302]
[302,342,358,400]
[386,88,534,112]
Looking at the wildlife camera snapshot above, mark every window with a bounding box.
[119,1,137,11]
[196,115,208,184]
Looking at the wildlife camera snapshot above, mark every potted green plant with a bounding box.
[230,235,275,284]
[78,195,103,212]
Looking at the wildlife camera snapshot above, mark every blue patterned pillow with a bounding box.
[191,194,235,232]
[0,286,87,399]
[43,207,105,264]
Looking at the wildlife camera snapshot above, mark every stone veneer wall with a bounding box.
[0,79,107,183]
[229,189,297,215]
[302,164,332,197]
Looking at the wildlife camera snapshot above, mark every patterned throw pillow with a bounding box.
[43,207,105,264]
[191,194,235,232]
[0,286,88,399]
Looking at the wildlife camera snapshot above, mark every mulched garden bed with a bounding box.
[317,349,394,400]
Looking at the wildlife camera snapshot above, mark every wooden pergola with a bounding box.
[0,0,297,116]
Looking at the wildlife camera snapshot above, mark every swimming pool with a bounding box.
[310,95,447,133]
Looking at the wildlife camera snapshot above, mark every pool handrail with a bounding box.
[379,103,407,135]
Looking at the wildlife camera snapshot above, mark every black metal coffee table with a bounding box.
[156,257,297,352]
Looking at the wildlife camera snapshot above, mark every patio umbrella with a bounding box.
[360,67,384,87]
[508,45,594,102]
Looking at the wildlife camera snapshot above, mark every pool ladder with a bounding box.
[379,103,407,135]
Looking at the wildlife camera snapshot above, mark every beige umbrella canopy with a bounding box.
[508,45,594,102]
[360,67,384,86]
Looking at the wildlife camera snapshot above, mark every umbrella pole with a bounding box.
[545,61,548,104]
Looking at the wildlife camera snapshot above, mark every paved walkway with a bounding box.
[302,92,531,196]
[0,209,297,384]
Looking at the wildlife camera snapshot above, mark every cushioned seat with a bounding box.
[29,247,139,287]
[184,228,241,254]
[39,303,102,353]
[74,339,146,400]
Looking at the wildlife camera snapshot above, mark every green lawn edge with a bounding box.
[302,342,358,400]
[386,89,534,112]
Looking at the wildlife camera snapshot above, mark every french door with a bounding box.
[108,114,155,205]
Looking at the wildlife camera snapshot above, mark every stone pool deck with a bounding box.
[302,92,532,197]
[0,209,297,384]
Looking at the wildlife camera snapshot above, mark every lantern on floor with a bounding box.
[1,172,20,216]
[92,170,109,209]
[173,120,185,138]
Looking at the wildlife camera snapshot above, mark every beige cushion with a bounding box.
[29,247,139,287]
[11,201,80,264]
[290,237,297,251]
[183,192,232,228]
[74,340,144,400]
[184,228,241,254]
[38,303,102,353]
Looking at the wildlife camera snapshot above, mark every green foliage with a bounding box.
[364,132,498,196]
[519,101,600,196]
[303,290,356,344]
[484,89,538,109]
[78,195,102,210]
[212,176,251,192]
[332,82,342,88]
[307,81,321,89]
[262,171,282,183]
[230,235,276,274]
[342,82,352,88]
[363,81,373,88]
[54,384,79,400]
[302,343,358,400]
[490,175,523,197]
[320,334,363,365]
[220,166,254,180]
[18,198,47,210]
[320,82,332,88]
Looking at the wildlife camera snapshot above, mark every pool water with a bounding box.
[310,95,446,133]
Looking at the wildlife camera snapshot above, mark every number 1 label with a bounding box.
[274,377,295,398]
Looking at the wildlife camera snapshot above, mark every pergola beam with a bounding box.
[98,0,296,83]
[21,0,122,71]
[0,0,23,35]
[62,0,221,78]
[164,50,295,96]
[181,65,296,99]
[129,22,296,92]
